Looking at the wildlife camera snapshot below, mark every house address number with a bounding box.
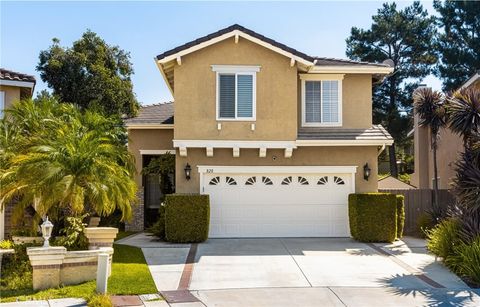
[206,169,214,173]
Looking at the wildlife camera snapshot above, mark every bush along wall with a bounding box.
[348,193,397,243]
[164,194,210,243]
[396,195,405,239]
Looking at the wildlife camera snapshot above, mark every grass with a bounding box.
[114,231,137,242]
[1,243,157,302]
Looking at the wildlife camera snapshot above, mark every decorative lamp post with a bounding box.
[41,216,53,248]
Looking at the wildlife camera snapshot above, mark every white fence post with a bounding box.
[96,252,109,294]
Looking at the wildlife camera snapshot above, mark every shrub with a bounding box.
[148,204,165,240]
[88,294,112,307]
[448,236,480,286]
[164,194,210,243]
[0,240,14,249]
[0,243,33,292]
[53,214,89,250]
[426,218,461,259]
[416,212,436,238]
[396,195,405,239]
[348,193,397,243]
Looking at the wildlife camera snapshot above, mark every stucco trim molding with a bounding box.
[295,139,394,146]
[139,150,175,155]
[198,165,357,174]
[173,140,296,149]
[0,79,35,88]
[308,66,394,74]
[126,124,174,130]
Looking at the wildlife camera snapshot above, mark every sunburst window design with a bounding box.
[317,176,328,185]
[281,176,292,185]
[209,176,220,185]
[334,176,345,185]
[226,176,237,185]
[262,176,273,185]
[245,176,256,185]
[298,176,309,185]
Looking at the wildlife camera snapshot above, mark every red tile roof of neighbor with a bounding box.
[0,68,36,83]
[156,24,391,68]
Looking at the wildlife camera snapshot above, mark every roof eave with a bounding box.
[308,66,394,74]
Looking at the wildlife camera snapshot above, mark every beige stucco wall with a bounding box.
[173,38,298,141]
[127,129,174,185]
[0,85,21,110]
[175,146,378,194]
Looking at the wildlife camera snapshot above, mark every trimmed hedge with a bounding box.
[396,195,405,239]
[348,193,397,243]
[164,194,210,243]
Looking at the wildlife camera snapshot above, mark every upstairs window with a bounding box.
[300,74,343,127]
[212,65,260,121]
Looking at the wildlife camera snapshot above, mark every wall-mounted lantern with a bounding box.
[363,163,371,181]
[184,163,192,180]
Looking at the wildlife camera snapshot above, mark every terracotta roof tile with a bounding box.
[0,68,36,83]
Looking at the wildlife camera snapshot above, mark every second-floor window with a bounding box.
[301,74,343,127]
[212,65,260,121]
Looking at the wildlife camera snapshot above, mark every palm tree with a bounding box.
[0,98,137,222]
[413,87,447,220]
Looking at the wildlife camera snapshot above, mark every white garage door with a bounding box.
[200,166,356,238]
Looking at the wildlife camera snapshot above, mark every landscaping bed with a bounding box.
[0,241,157,303]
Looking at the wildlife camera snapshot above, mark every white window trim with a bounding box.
[212,65,259,121]
[0,91,5,119]
[300,74,343,127]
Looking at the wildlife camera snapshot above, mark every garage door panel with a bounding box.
[203,171,353,238]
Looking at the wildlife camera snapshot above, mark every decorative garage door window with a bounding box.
[297,176,309,185]
[281,176,292,185]
[209,176,221,185]
[334,176,345,185]
[317,176,328,185]
[245,176,256,185]
[262,176,273,185]
[226,176,237,185]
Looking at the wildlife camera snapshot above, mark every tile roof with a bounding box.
[125,102,174,125]
[156,24,390,68]
[297,125,393,141]
[0,68,36,83]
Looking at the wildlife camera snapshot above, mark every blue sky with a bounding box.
[1,1,441,105]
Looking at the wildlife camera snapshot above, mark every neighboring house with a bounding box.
[378,175,416,190]
[126,24,394,237]
[0,68,36,240]
[410,71,480,189]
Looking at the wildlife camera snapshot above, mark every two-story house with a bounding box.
[0,68,36,240]
[126,25,393,237]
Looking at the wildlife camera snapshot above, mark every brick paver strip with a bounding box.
[366,243,445,288]
[110,295,143,306]
[177,243,198,290]
[160,289,200,304]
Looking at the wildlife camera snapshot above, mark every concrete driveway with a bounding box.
[118,234,480,306]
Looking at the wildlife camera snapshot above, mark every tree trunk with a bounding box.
[389,143,398,178]
[432,141,440,220]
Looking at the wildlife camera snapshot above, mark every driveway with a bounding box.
[118,234,480,306]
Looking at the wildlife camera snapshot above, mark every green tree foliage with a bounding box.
[0,97,137,222]
[434,0,480,91]
[346,2,437,176]
[37,30,139,116]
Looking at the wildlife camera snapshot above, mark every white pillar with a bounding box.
[96,252,109,294]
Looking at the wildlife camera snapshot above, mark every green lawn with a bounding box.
[1,243,157,302]
[115,231,137,241]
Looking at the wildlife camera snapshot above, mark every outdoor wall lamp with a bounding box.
[184,163,192,180]
[41,216,53,247]
[363,163,371,181]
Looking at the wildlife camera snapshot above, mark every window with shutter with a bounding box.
[213,65,259,121]
[301,75,342,127]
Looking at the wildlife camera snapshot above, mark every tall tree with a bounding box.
[37,30,139,116]
[346,2,437,177]
[413,88,447,220]
[434,0,480,91]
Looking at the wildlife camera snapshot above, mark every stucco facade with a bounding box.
[0,85,21,110]
[125,25,394,233]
